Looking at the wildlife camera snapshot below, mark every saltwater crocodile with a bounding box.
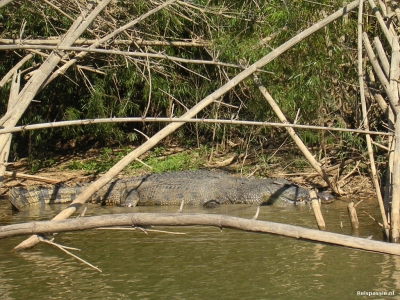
[9,170,334,210]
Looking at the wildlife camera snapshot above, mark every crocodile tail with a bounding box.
[9,185,80,211]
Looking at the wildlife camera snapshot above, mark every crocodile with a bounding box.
[9,170,334,210]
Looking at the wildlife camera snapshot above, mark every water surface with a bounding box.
[0,198,399,299]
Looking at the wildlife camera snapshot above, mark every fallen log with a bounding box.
[3,212,400,255]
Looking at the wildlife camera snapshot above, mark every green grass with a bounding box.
[66,146,207,174]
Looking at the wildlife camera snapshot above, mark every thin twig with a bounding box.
[77,207,87,218]
[96,227,186,234]
[39,236,102,272]
[363,210,383,227]
[252,206,260,220]
[178,200,184,213]
[354,199,364,208]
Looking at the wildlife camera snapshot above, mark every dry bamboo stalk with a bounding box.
[0,38,210,47]
[4,171,61,184]
[347,201,360,230]
[367,0,394,44]
[377,0,387,15]
[358,0,390,237]
[377,0,396,37]
[0,54,33,88]
[373,93,388,112]
[384,119,395,221]
[0,44,243,70]
[76,65,106,75]
[374,36,400,101]
[5,212,400,256]
[40,0,178,90]
[0,0,13,8]
[43,0,74,21]
[381,36,397,223]
[391,117,400,242]
[0,1,110,157]
[280,159,357,177]
[0,71,20,188]
[0,117,392,136]
[363,32,400,114]
[310,191,326,230]
[395,6,400,24]
[253,75,342,194]
[373,37,390,77]
[371,140,390,151]
[390,36,400,242]
[14,1,362,251]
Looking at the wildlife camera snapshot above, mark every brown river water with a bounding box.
[0,198,399,299]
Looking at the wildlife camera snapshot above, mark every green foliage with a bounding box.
[143,152,197,173]
[28,157,56,174]
[66,147,206,174]
[67,147,128,173]
[0,1,376,163]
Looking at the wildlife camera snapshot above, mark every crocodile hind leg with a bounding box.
[120,189,140,207]
[203,200,221,208]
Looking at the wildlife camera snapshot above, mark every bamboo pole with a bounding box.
[0,45,247,72]
[0,0,13,8]
[0,117,392,136]
[0,0,104,119]
[14,0,362,251]
[391,117,400,242]
[390,36,400,242]
[376,35,396,226]
[367,0,394,44]
[385,130,395,223]
[39,0,179,91]
[4,212,400,256]
[381,33,397,230]
[0,71,20,188]
[0,0,110,159]
[373,37,390,78]
[363,32,400,114]
[358,0,390,237]
[0,38,210,47]
[0,53,33,88]
[253,75,342,194]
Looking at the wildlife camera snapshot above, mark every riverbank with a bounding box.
[0,144,376,202]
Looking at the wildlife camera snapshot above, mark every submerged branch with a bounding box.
[3,212,400,256]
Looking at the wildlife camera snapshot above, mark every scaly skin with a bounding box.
[9,170,334,210]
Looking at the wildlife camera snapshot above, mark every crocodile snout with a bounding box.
[317,192,335,204]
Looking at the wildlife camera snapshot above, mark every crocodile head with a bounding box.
[263,179,334,204]
[288,191,335,204]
